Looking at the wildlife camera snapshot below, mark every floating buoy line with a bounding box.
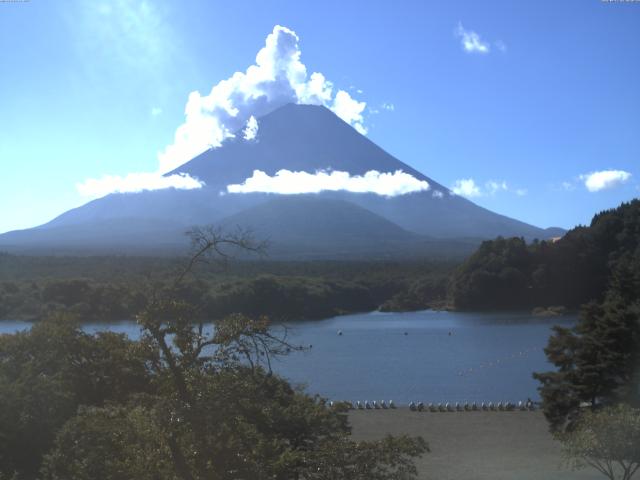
[455,346,543,378]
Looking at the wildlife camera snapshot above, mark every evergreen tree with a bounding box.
[534,293,640,431]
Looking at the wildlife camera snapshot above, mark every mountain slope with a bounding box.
[169,103,552,239]
[218,195,418,257]
[216,194,481,259]
[0,103,563,256]
[169,103,439,190]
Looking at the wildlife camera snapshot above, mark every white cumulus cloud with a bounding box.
[432,190,444,199]
[243,115,259,141]
[455,23,490,54]
[76,172,203,199]
[451,178,482,197]
[227,169,429,197]
[451,178,526,198]
[158,25,367,173]
[331,91,367,135]
[486,180,508,195]
[77,25,367,199]
[579,170,632,192]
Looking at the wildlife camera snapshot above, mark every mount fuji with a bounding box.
[0,103,563,258]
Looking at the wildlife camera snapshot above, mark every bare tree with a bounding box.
[174,225,268,287]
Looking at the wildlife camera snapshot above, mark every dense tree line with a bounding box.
[450,199,640,311]
[379,276,448,312]
[0,257,454,322]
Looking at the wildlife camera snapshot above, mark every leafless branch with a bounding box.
[174,225,268,288]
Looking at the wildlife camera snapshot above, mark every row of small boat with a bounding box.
[328,400,536,411]
[408,400,536,411]
[329,400,396,409]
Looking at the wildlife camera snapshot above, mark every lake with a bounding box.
[0,310,572,405]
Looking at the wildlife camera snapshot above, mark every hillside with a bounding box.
[449,199,640,310]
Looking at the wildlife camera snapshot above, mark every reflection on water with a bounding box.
[0,310,574,404]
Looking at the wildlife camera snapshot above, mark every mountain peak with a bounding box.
[171,101,435,192]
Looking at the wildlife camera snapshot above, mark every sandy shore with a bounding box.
[349,409,602,480]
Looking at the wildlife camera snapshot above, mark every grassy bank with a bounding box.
[349,409,601,480]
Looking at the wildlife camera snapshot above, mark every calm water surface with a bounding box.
[0,310,573,404]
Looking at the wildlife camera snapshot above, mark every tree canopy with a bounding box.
[450,199,640,311]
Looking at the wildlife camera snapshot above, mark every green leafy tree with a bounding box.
[0,315,151,478]
[557,404,640,480]
[41,404,175,480]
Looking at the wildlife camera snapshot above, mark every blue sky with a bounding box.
[1,0,639,234]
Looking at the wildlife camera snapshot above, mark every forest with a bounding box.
[0,254,452,322]
[450,199,640,311]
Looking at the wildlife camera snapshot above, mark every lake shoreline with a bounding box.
[0,306,577,324]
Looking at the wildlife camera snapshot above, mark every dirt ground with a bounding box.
[349,409,603,480]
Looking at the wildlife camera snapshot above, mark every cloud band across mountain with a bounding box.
[226,169,429,196]
[76,172,203,198]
